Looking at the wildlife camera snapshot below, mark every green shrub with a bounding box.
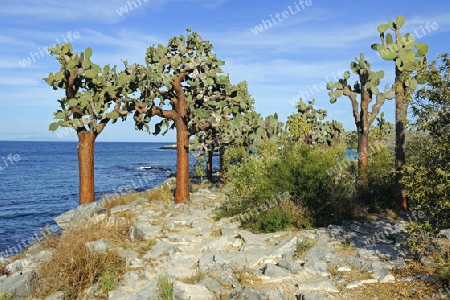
[358,142,396,211]
[218,142,357,229]
[402,135,450,227]
[251,207,293,233]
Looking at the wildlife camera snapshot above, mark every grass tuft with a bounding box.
[294,238,315,259]
[157,273,174,300]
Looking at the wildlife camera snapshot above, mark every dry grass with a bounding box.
[294,238,315,259]
[141,182,174,205]
[127,238,157,255]
[101,191,144,210]
[232,266,261,287]
[32,219,129,299]
[279,199,312,229]
[179,270,206,284]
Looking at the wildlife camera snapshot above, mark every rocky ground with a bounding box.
[1,179,450,299]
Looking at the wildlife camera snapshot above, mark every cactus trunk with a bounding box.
[175,118,190,204]
[395,67,408,211]
[77,131,96,205]
[357,90,370,190]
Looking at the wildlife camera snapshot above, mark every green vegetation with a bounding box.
[294,239,315,259]
[157,273,174,300]
[42,16,449,289]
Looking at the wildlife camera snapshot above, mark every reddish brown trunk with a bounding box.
[175,118,190,204]
[207,150,213,181]
[395,67,408,211]
[356,87,370,190]
[77,131,96,205]
[357,126,369,189]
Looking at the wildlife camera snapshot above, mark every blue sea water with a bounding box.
[0,141,215,255]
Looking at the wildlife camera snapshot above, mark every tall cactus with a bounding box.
[327,54,394,189]
[130,29,227,203]
[45,44,134,204]
[371,16,429,210]
[190,80,256,180]
[285,98,343,147]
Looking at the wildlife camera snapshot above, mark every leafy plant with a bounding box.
[251,207,293,233]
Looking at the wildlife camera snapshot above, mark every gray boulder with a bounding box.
[173,281,215,300]
[0,270,36,299]
[54,202,106,230]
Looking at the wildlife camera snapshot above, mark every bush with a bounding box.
[402,135,450,228]
[359,142,396,211]
[218,142,358,229]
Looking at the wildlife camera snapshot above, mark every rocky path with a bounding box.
[0,181,448,299]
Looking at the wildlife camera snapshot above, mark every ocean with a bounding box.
[0,141,216,256]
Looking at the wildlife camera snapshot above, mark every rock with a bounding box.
[85,238,114,253]
[372,268,395,283]
[54,202,106,230]
[296,292,325,300]
[366,244,402,260]
[438,229,450,239]
[345,280,364,289]
[173,281,215,300]
[241,245,272,268]
[118,248,140,260]
[198,278,221,293]
[296,278,339,293]
[336,264,352,272]
[121,271,140,290]
[207,264,237,286]
[277,258,303,273]
[241,287,263,299]
[221,226,238,237]
[129,226,144,241]
[214,252,248,268]
[161,252,198,278]
[164,233,200,243]
[135,279,159,299]
[200,236,229,252]
[126,257,145,268]
[191,219,213,230]
[258,288,286,299]
[269,237,298,259]
[136,224,163,239]
[110,204,132,214]
[240,230,267,246]
[305,246,335,262]
[45,291,68,300]
[143,242,176,260]
[303,260,330,277]
[6,250,53,274]
[262,264,290,277]
[197,252,216,270]
[0,270,36,298]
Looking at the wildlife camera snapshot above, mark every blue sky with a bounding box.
[0,0,449,142]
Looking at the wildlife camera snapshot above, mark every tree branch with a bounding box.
[368,90,395,125]
[342,86,360,124]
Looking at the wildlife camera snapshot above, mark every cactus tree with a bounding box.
[190,80,256,180]
[327,54,394,189]
[45,44,133,204]
[285,98,344,147]
[371,16,429,210]
[131,29,226,203]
